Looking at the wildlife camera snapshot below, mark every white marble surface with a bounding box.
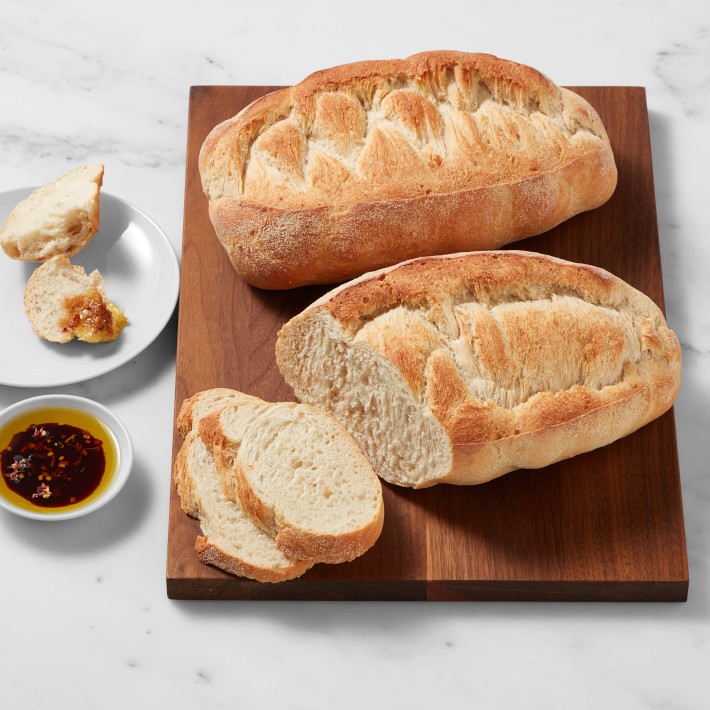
[0,0,707,707]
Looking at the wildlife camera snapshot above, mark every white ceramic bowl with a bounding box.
[0,394,133,521]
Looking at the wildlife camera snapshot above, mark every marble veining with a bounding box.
[654,28,710,118]
[0,1,708,708]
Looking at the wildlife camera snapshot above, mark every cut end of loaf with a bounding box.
[1,164,104,261]
[275,313,451,488]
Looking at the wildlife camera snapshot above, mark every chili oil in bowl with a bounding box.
[0,395,133,520]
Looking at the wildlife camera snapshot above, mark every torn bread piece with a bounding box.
[1,164,104,261]
[24,255,128,343]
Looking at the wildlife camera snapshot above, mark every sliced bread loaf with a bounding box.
[24,255,128,343]
[174,431,313,583]
[1,164,104,261]
[276,250,682,488]
[200,398,384,564]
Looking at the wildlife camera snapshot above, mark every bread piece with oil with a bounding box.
[199,51,616,289]
[276,250,682,487]
[23,255,128,343]
[1,164,104,261]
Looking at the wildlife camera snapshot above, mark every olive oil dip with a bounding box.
[0,406,118,514]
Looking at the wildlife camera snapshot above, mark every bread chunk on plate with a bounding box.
[24,255,128,343]
[1,164,104,261]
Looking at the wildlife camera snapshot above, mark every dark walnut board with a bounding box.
[167,85,688,601]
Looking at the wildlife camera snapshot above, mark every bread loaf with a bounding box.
[199,51,617,289]
[1,164,104,261]
[199,396,384,564]
[23,255,128,343]
[276,251,681,488]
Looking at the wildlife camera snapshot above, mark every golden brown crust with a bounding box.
[199,51,617,289]
[274,500,385,564]
[232,446,385,564]
[196,412,238,501]
[194,536,311,584]
[277,250,681,486]
[323,250,628,323]
[173,435,200,517]
[176,391,206,437]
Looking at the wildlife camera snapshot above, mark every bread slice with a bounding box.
[174,431,313,583]
[276,250,682,488]
[24,255,128,343]
[200,397,384,564]
[199,51,616,288]
[176,387,252,437]
[1,164,104,261]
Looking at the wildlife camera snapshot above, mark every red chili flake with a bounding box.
[32,483,52,499]
[9,454,32,473]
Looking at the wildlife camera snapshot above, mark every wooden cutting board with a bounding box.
[167,85,688,601]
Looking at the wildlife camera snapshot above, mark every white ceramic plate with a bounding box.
[0,188,180,387]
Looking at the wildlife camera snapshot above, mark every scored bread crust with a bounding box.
[199,51,617,289]
[276,250,682,487]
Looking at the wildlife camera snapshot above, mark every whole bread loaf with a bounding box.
[199,51,617,289]
[276,251,681,488]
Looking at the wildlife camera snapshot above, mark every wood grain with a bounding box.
[166,85,688,601]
